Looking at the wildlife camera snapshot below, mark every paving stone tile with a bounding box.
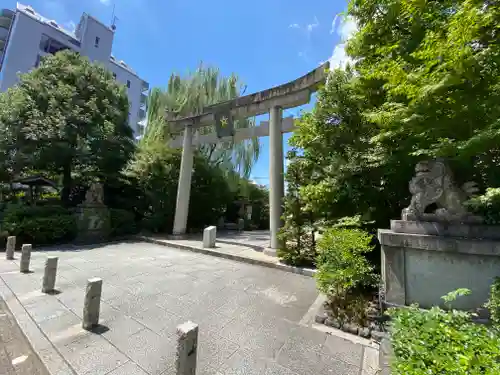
[132,305,182,335]
[113,328,176,375]
[277,341,359,375]
[105,292,154,315]
[23,299,71,323]
[38,311,81,342]
[321,334,364,367]
[198,333,240,369]
[219,349,297,375]
[101,315,147,344]
[59,333,128,375]
[107,361,149,375]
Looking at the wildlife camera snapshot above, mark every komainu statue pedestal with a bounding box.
[75,183,110,244]
[379,220,500,310]
[378,159,500,311]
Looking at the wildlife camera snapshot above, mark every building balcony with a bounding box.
[0,39,5,52]
[141,81,149,92]
[0,15,12,30]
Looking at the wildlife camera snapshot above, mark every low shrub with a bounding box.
[485,277,500,326]
[109,208,137,237]
[389,289,500,375]
[316,228,377,297]
[315,228,378,325]
[465,187,500,224]
[277,229,317,268]
[2,203,76,245]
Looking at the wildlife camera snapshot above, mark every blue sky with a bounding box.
[5,0,356,186]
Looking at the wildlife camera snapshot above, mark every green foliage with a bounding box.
[0,50,135,202]
[315,228,377,298]
[278,151,318,267]
[142,65,260,178]
[282,0,500,247]
[389,290,500,375]
[109,209,137,237]
[485,277,500,326]
[2,204,76,245]
[466,188,500,224]
[126,143,231,233]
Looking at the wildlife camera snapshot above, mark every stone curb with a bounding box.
[135,236,317,277]
[379,335,393,375]
[0,277,77,375]
[214,238,266,252]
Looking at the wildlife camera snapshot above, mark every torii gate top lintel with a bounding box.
[166,62,330,132]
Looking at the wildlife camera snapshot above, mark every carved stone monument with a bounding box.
[379,159,500,310]
[75,183,110,244]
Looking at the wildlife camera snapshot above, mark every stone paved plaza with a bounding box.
[0,241,378,375]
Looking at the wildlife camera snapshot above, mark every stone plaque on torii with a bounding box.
[166,62,330,253]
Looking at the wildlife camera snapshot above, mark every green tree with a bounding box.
[284,0,500,233]
[0,50,135,204]
[142,64,261,178]
[347,0,500,187]
[126,143,231,233]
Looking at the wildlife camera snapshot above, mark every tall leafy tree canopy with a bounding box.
[285,0,500,232]
[0,50,135,202]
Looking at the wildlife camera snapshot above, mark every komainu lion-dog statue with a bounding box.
[402,159,483,223]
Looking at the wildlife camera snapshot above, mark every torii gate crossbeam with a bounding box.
[166,62,329,254]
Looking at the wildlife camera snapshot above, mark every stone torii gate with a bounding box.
[167,62,329,253]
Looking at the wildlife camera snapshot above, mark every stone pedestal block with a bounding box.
[82,278,102,330]
[42,257,58,293]
[176,321,198,375]
[203,226,216,248]
[75,204,110,244]
[5,236,15,260]
[20,244,31,273]
[379,220,500,310]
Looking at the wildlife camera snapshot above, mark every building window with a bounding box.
[95,36,100,48]
[127,80,131,88]
[112,73,117,79]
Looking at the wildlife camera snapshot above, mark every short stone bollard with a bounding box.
[203,226,216,248]
[42,257,58,293]
[82,278,103,330]
[176,321,198,375]
[5,236,16,260]
[20,244,31,273]
[237,218,245,231]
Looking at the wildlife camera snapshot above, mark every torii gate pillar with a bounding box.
[172,125,194,235]
[267,106,284,252]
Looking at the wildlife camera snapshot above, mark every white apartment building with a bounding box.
[0,3,148,137]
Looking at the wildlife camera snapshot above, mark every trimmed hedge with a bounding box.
[2,203,76,246]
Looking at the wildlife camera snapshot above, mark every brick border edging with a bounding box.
[135,236,317,277]
[0,278,77,375]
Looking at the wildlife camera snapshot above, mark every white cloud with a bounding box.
[100,0,111,5]
[289,23,300,29]
[328,15,358,69]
